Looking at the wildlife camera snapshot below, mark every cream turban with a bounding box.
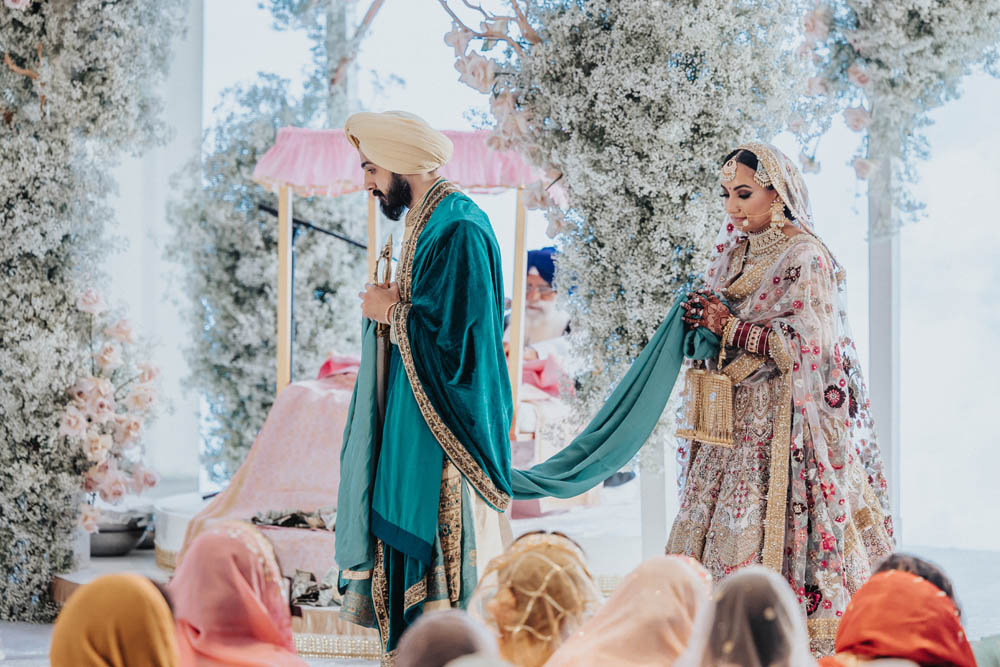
[344,111,454,175]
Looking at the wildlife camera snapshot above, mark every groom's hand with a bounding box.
[360,282,400,324]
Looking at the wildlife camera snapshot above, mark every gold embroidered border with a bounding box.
[440,463,464,603]
[761,373,792,571]
[391,181,512,511]
[807,618,841,639]
[768,331,793,373]
[372,538,390,660]
[722,353,767,384]
[725,240,748,284]
[341,569,371,581]
[403,579,427,611]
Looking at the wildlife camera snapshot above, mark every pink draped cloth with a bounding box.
[545,556,712,667]
[170,521,306,666]
[252,127,542,197]
[521,357,566,398]
[181,374,357,578]
[316,354,361,380]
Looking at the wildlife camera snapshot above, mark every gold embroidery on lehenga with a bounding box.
[391,180,512,511]
[722,353,767,384]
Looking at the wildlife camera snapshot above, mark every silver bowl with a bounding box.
[90,519,150,557]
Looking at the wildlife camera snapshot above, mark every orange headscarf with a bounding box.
[50,573,179,667]
[819,570,976,667]
[169,521,305,666]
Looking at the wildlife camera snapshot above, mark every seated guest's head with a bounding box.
[875,552,959,613]
[472,531,598,667]
[396,609,498,667]
[818,568,976,667]
[678,565,813,667]
[547,554,712,667]
[169,520,306,666]
[50,573,179,667]
[522,247,570,345]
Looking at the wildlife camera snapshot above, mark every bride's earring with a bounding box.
[770,198,788,228]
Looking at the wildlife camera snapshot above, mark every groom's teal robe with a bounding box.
[336,181,512,659]
[336,181,724,662]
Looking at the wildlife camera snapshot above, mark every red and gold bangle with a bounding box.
[730,320,772,356]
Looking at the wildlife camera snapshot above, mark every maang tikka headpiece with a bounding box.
[720,153,774,188]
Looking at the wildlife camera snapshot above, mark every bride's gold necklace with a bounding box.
[747,224,788,256]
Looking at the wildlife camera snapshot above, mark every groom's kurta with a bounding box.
[336,180,512,661]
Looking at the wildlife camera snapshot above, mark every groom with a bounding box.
[336,110,513,663]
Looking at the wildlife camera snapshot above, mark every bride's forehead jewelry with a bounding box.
[753,161,772,188]
[720,157,738,183]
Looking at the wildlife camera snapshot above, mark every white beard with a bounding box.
[523,299,570,346]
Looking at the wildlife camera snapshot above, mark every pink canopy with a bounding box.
[253,126,542,197]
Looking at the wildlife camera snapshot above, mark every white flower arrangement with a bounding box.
[793,0,1000,233]
[440,0,812,429]
[1,0,183,621]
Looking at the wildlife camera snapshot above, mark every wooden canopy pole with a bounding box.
[507,187,528,437]
[276,184,294,394]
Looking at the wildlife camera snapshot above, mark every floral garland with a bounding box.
[439,0,813,433]
[793,0,1000,233]
[0,0,183,620]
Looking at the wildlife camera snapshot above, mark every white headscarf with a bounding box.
[677,566,816,667]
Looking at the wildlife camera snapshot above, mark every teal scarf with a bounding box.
[511,301,719,499]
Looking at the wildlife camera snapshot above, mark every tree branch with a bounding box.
[329,0,385,89]
[438,0,525,56]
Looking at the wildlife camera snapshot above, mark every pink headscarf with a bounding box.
[545,555,711,667]
[169,521,306,666]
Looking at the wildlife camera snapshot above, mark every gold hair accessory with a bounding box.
[721,157,738,183]
[676,316,736,448]
[753,160,772,188]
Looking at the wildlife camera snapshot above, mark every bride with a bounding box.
[666,143,894,652]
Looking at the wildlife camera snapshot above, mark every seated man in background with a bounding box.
[505,246,633,491]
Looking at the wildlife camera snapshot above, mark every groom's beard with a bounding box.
[524,298,570,346]
[373,173,412,221]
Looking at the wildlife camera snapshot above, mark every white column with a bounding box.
[639,437,668,559]
[111,0,204,489]
[867,150,902,538]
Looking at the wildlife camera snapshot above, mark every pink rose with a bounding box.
[59,405,89,439]
[4,0,32,9]
[490,91,517,121]
[522,181,554,211]
[79,503,101,534]
[83,463,109,492]
[486,132,513,152]
[114,414,143,444]
[455,52,495,94]
[94,343,123,371]
[68,377,97,405]
[847,63,871,88]
[851,157,873,180]
[84,431,113,463]
[87,394,116,424]
[798,152,821,175]
[443,23,473,57]
[806,76,830,97]
[843,106,872,132]
[802,9,829,41]
[104,319,135,344]
[138,363,160,384]
[545,211,567,238]
[787,113,806,134]
[128,464,159,494]
[98,468,129,504]
[76,289,108,315]
[125,384,156,413]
